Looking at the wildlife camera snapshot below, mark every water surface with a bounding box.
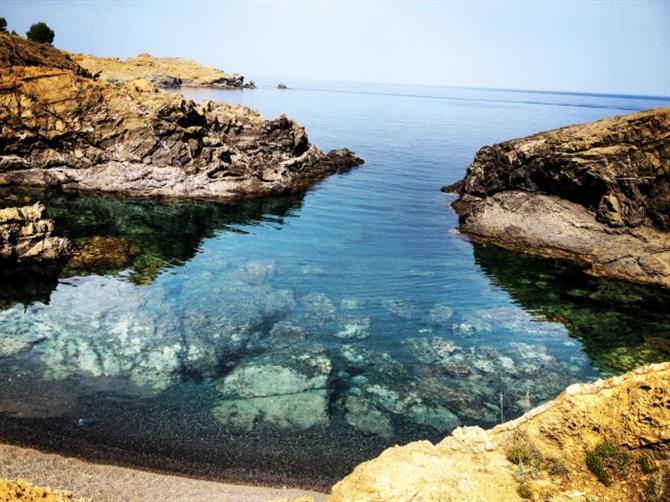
[1,83,669,488]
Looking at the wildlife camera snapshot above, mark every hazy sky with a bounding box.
[3,0,669,96]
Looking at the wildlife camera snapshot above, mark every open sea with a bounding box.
[1,81,669,488]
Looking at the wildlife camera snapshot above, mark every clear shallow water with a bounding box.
[1,84,669,488]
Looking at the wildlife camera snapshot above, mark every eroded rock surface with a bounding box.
[0,34,362,201]
[0,203,70,262]
[447,108,670,287]
[326,363,670,502]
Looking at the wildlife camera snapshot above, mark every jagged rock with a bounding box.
[447,108,670,288]
[0,203,71,262]
[327,362,670,502]
[0,34,363,201]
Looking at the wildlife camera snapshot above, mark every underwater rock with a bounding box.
[405,403,459,433]
[380,298,417,319]
[0,203,71,262]
[302,292,337,326]
[211,350,332,431]
[269,320,305,341]
[334,317,371,340]
[67,236,141,270]
[426,304,455,325]
[343,392,394,438]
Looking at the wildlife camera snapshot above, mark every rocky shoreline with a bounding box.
[72,52,255,89]
[445,108,670,288]
[3,363,667,501]
[0,34,363,203]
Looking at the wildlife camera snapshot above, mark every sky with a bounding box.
[2,0,669,97]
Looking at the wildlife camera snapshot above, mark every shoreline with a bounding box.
[0,442,326,502]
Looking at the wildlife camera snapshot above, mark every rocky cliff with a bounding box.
[0,203,70,262]
[324,362,670,502]
[446,108,670,288]
[72,52,252,89]
[0,34,362,201]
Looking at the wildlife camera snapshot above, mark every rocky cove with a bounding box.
[0,27,669,502]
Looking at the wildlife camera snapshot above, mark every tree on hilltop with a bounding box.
[26,22,55,44]
[0,18,7,33]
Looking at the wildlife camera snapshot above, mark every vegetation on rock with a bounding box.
[26,22,55,45]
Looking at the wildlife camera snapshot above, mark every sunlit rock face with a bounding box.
[0,34,363,202]
[448,108,670,288]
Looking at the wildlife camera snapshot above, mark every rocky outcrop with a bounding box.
[0,35,362,201]
[325,362,670,502]
[0,479,90,502]
[72,52,254,89]
[0,203,70,262]
[446,108,670,288]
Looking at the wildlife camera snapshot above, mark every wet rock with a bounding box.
[269,320,305,341]
[0,203,71,262]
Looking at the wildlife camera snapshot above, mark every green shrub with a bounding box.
[585,440,631,486]
[26,22,54,44]
[517,483,533,499]
[507,445,531,465]
[546,457,568,476]
[639,455,657,474]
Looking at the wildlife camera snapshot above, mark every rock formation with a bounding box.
[446,108,670,288]
[0,479,90,502]
[0,203,70,262]
[72,52,253,89]
[0,34,362,201]
[325,362,670,502]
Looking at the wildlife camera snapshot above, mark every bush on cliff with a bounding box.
[0,18,7,33]
[26,22,55,44]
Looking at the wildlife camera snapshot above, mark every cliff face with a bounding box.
[0,35,362,201]
[448,108,670,288]
[72,53,251,89]
[326,363,670,502]
[0,203,70,262]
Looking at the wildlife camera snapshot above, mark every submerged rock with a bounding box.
[447,108,670,288]
[211,350,332,431]
[0,203,71,262]
[67,236,141,270]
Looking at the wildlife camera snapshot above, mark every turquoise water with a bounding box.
[0,83,669,488]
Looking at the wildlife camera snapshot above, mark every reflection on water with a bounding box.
[0,85,669,488]
[473,244,670,374]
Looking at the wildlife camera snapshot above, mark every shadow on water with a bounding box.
[473,243,670,374]
[0,188,305,309]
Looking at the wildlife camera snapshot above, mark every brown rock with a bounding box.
[0,479,90,502]
[0,36,363,202]
[448,108,670,288]
[0,202,70,262]
[72,52,251,89]
[328,362,670,502]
